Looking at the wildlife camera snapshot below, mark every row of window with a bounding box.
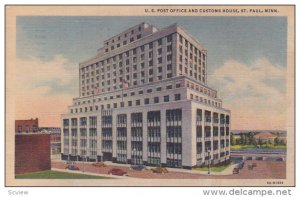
[82,47,173,81]
[71,94,181,114]
[81,72,174,96]
[82,34,174,74]
[76,83,182,106]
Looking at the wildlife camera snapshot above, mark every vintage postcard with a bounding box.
[5,5,295,187]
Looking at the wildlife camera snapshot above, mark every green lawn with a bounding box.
[231,145,256,149]
[192,164,231,172]
[15,170,112,179]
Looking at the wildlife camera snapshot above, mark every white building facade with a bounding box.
[61,23,230,169]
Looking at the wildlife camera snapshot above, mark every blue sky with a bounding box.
[17,16,287,69]
[15,16,288,129]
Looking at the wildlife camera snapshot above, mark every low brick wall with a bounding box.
[15,134,51,174]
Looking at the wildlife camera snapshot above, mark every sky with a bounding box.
[15,16,287,130]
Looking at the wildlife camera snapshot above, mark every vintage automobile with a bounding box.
[232,167,239,174]
[151,167,168,174]
[130,164,147,171]
[108,168,128,176]
[65,165,80,171]
[92,162,107,168]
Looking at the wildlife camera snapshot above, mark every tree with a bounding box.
[258,137,263,146]
[240,134,245,145]
[274,137,280,146]
[230,134,236,146]
[279,139,286,146]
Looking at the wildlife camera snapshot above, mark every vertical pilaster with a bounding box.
[142,110,148,163]
[112,111,117,159]
[127,113,132,160]
[160,109,167,165]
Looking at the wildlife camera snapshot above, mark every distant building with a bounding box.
[254,132,276,143]
[15,118,38,134]
[39,127,61,155]
[15,133,51,174]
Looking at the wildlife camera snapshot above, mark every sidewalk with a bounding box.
[167,164,237,175]
[51,168,135,179]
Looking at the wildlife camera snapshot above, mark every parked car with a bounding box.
[92,162,106,167]
[252,162,257,167]
[108,168,128,176]
[151,167,168,174]
[65,165,80,171]
[232,167,239,174]
[130,164,147,171]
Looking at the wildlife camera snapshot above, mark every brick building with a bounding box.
[15,118,39,134]
[15,133,51,174]
[40,127,61,155]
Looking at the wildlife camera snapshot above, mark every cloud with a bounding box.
[14,55,78,126]
[210,58,286,130]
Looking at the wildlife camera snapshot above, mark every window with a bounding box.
[128,101,132,106]
[138,90,143,95]
[18,126,22,133]
[167,35,172,42]
[147,89,152,93]
[174,94,181,101]
[154,97,159,103]
[144,98,150,105]
[131,92,135,96]
[166,85,172,89]
[158,67,162,73]
[167,73,172,78]
[114,103,117,108]
[149,69,153,75]
[158,57,162,64]
[158,39,162,46]
[158,48,162,55]
[176,83,181,88]
[149,60,153,67]
[167,64,172,70]
[137,34,141,39]
[164,95,169,102]
[149,42,153,49]
[120,102,124,107]
[136,100,140,106]
[24,125,29,133]
[156,87,162,91]
[167,54,172,61]
[167,45,172,52]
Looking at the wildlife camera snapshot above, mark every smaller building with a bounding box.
[39,127,61,155]
[15,118,38,134]
[254,132,276,143]
[15,133,51,174]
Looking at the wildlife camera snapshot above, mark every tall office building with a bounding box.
[61,22,231,169]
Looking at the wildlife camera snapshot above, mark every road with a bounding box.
[52,160,286,179]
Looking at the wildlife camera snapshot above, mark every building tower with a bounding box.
[61,22,231,168]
